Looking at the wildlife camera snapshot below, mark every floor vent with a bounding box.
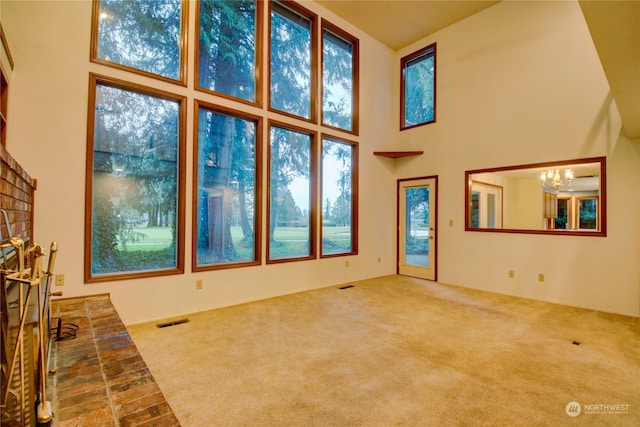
[156,319,190,328]
[572,340,581,346]
[339,285,355,290]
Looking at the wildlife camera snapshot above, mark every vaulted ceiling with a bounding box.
[318,0,640,140]
[316,0,499,50]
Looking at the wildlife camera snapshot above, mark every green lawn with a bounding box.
[120,225,352,258]
[117,226,173,252]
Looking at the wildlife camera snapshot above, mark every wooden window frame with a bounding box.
[266,120,317,264]
[576,195,599,231]
[0,67,7,148]
[84,73,186,283]
[90,0,189,86]
[192,100,263,272]
[468,180,503,229]
[195,0,263,107]
[320,133,358,258]
[400,42,436,131]
[553,196,573,230]
[84,1,360,276]
[320,20,359,135]
[267,0,318,124]
[0,22,11,148]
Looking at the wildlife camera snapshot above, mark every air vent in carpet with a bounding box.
[156,319,190,328]
[572,340,581,345]
[339,285,354,290]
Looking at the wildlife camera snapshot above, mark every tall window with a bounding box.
[268,123,316,262]
[269,1,316,121]
[322,22,358,134]
[87,1,360,281]
[194,103,261,270]
[401,43,436,130]
[321,136,357,256]
[197,0,261,104]
[92,0,187,83]
[85,75,185,282]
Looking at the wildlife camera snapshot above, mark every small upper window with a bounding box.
[401,43,436,130]
[92,0,186,83]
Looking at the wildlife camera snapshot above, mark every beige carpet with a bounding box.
[127,275,640,426]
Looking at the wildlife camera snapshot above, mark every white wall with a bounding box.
[1,0,397,324]
[393,0,640,316]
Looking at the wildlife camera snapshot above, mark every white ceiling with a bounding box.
[317,0,640,140]
[316,0,499,50]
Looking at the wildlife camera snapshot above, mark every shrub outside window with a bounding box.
[321,135,358,256]
[194,103,261,270]
[268,123,316,262]
[401,43,436,130]
[85,75,185,282]
[92,0,187,83]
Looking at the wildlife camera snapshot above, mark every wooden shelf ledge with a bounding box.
[373,151,424,159]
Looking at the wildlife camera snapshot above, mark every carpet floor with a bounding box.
[127,275,640,426]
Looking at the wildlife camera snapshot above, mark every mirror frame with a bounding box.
[465,156,607,237]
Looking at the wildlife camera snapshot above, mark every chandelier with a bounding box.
[540,168,574,189]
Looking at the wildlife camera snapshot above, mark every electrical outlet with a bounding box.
[449,219,454,226]
[377,256,381,263]
[508,270,514,279]
[538,273,545,282]
[196,279,203,290]
[55,274,65,286]
[345,261,349,267]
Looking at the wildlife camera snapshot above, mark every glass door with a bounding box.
[398,177,437,280]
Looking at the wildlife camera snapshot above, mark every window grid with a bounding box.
[87,1,359,281]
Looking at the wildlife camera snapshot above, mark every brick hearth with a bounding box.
[49,295,179,427]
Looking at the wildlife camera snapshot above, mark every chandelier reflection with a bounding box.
[540,168,574,189]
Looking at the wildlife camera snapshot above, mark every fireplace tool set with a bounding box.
[1,210,60,426]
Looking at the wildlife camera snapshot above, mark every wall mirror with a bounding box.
[465,157,606,236]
